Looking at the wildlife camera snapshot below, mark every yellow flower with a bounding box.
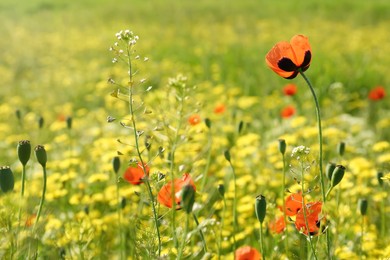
[372,141,390,152]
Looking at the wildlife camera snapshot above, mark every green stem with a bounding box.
[281,153,289,255]
[126,44,161,256]
[360,216,364,258]
[201,131,213,191]
[193,213,208,253]
[380,198,386,238]
[177,213,190,260]
[228,160,237,253]
[115,176,126,259]
[259,222,265,260]
[218,198,227,260]
[300,71,331,259]
[34,166,47,230]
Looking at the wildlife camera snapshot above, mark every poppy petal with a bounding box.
[290,35,312,67]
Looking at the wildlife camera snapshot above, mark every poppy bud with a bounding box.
[66,116,72,130]
[121,197,126,209]
[326,162,336,181]
[181,184,196,214]
[217,184,225,198]
[377,172,384,187]
[278,139,286,155]
[15,109,22,121]
[337,142,346,156]
[205,118,211,129]
[0,166,14,193]
[112,156,120,174]
[224,150,231,163]
[358,198,368,216]
[17,140,31,166]
[34,145,47,168]
[38,116,44,129]
[330,165,346,188]
[255,195,267,224]
[238,121,244,134]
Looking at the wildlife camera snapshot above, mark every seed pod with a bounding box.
[358,198,368,216]
[377,172,384,187]
[337,142,346,156]
[66,116,72,130]
[17,140,31,166]
[181,185,196,214]
[35,145,47,167]
[278,139,286,155]
[217,184,225,198]
[0,166,14,193]
[112,156,120,174]
[224,150,231,162]
[326,162,336,181]
[205,118,211,129]
[255,194,267,224]
[330,165,346,188]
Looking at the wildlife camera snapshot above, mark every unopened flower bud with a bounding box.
[217,184,225,198]
[337,142,346,156]
[66,116,72,130]
[377,172,384,187]
[358,198,368,216]
[15,109,22,121]
[224,150,231,162]
[112,156,120,174]
[17,140,31,166]
[121,197,126,209]
[331,165,346,188]
[205,118,211,129]
[38,116,44,129]
[0,166,14,193]
[326,162,336,181]
[181,185,196,214]
[238,121,244,134]
[34,145,47,168]
[278,139,286,155]
[255,195,267,224]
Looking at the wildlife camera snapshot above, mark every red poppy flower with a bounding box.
[214,104,226,114]
[235,246,262,260]
[285,193,304,216]
[157,173,196,210]
[368,86,386,101]
[283,84,298,96]
[269,215,286,234]
[295,201,323,235]
[123,162,150,185]
[265,35,312,79]
[188,114,201,125]
[281,105,295,118]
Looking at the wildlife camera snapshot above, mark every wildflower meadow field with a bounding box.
[1,0,390,259]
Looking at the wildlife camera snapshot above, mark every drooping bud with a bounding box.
[121,197,126,209]
[238,120,244,134]
[205,118,211,129]
[217,184,225,198]
[0,166,14,193]
[66,116,72,130]
[278,139,286,155]
[38,116,44,129]
[181,184,196,214]
[112,156,120,174]
[330,165,346,188]
[34,145,47,168]
[224,150,231,163]
[255,195,267,224]
[358,198,368,216]
[15,109,22,121]
[326,162,336,181]
[337,142,346,156]
[377,172,384,187]
[17,140,31,166]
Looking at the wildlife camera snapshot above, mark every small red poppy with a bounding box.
[281,105,295,118]
[283,84,298,96]
[157,173,196,210]
[188,114,201,125]
[123,162,150,185]
[214,104,226,114]
[295,201,323,235]
[266,35,312,79]
[269,215,286,234]
[368,86,386,101]
[235,246,262,260]
[285,193,304,216]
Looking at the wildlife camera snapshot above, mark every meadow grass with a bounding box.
[0,0,390,259]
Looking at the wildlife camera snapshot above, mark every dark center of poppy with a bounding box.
[278,58,298,72]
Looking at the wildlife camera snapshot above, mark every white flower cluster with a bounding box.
[291,145,310,160]
[115,29,139,45]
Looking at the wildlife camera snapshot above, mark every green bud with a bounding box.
[121,197,126,209]
[205,118,211,129]
[278,139,286,155]
[17,140,31,166]
[330,165,346,188]
[217,184,225,198]
[34,145,47,167]
[15,109,22,120]
[326,162,336,181]
[238,120,244,134]
[112,156,120,174]
[224,150,231,162]
[66,116,72,130]
[337,142,346,156]
[181,184,196,214]
[377,172,384,187]
[255,194,267,224]
[358,198,368,216]
[0,166,14,193]
[144,135,152,151]
[38,116,44,129]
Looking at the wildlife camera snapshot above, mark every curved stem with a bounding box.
[228,160,237,252]
[34,166,47,230]
[193,213,208,253]
[218,198,227,260]
[300,71,331,259]
[177,213,190,260]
